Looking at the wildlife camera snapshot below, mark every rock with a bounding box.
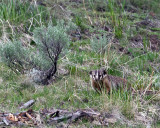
[57,68,69,76]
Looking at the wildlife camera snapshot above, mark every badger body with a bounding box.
[89,69,128,93]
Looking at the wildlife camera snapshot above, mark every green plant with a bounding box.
[143,36,149,51]
[90,35,110,53]
[0,21,76,84]
[108,0,126,38]
[88,0,108,11]
[0,0,51,25]
[128,0,160,13]
[0,0,55,39]
[0,41,31,74]
[73,16,87,33]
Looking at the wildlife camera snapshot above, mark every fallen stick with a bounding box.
[49,110,94,124]
[49,114,72,124]
[3,117,9,126]
[0,113,9,117]
[20,100,35,109]
[0,122,4,125]
[69,111,93,122]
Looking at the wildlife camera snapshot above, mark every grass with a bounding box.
[0,0,55,40]
[0,0,160,127]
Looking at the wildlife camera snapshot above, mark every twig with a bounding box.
[0,122,4,125]
[3,118,9,126]
[143,71,154,96]
[82,0,93,25]
[20,100,35,109]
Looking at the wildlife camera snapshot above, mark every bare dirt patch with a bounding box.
[149,35,160,51]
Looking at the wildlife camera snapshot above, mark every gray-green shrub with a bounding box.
[90,35,110,53]
[0,41,31,74]
[0,20,77,84]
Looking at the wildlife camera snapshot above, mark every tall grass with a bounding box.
[0,0,55,39]
[108,0,127,39]
[128,0,160,14]
[0,0,50,24]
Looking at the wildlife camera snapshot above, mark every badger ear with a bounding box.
[89,71,92,75]
[103,69,107,75]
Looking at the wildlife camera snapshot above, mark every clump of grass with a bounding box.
[127,0,160,14]
[108,0,126,39]
[88,0,108,12]
[0,40,31,74]
[0,0,55,40]
[0,0,52,25]
[73,16,87,33]
[90,35,110,53]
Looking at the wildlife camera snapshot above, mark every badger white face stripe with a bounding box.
[99,74,102,80]
[90,70,104,81]
[90,69,107,81]
[95,70,98,80]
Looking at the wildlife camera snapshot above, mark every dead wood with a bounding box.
[0,113,9,117]
[49,114,72,124]
[3,117,10,126]
[49,111,60,118]
[69,111,94,123]
[20,100,35,109]
[0,108,137,127]
[48,110,94,124]
[0,122,4,125]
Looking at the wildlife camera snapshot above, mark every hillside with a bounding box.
[0,0,160,127]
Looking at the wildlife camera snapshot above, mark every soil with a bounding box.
[149,35,160,51]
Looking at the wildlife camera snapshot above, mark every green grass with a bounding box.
[127,0,160,14]
[0,0,160,127]
[0,0,56,39]
[0,66,134,115]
